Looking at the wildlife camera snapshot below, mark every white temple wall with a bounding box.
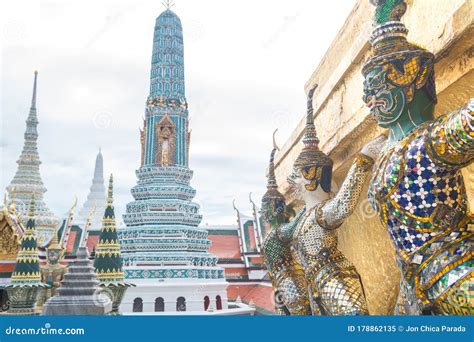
[120,280,228,315]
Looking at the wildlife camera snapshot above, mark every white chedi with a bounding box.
[77,150,107,231]
[6,71,59,247]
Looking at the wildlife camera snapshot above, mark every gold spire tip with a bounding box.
[162,0,175,9]
[272,129,279,150]
[107,174,114,202]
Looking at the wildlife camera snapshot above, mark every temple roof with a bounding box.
[0,197,24,285]
[55,222,100,258]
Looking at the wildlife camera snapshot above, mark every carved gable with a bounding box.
[0,210,21,261]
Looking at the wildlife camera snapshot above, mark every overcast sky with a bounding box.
[0,0,356,225]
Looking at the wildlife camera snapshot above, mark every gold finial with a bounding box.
[88,205,97,221]
[8,187,16,211]
[31,71,38,109]
[162,0,175,9]
[232,199,239,213]
[50,223,60,246]
[60,197,78,249]
[272,129,279,151]
[81,205,96,248]
[71,196,78,212]
[2,193,8,215]
[28,194,36,219]
[249,192,256,207]
[107,174,114,206]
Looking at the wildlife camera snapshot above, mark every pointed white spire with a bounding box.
[162,0,175,9]
[7,71,59,247]
[31,70,38,109]
[25,70,39,138]
[93,149,104,183]
[77,150,107,230]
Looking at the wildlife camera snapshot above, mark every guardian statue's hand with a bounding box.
[361,134,387,160]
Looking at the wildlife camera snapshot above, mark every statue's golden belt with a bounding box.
[303,247,357,286]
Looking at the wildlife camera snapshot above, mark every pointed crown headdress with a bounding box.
[292,85,333,193]
[261,130,286,214]
[362,0,436,104]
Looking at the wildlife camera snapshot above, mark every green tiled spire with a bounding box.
[94,174,124,283]
[11,195,42,286]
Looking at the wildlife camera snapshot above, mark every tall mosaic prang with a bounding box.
[6,71,59,246]
[119,5,228,314]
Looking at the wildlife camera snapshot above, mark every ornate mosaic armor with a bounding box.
[263,226,311,315]
[363,0,473,315]
[261,132,311,315]
[369,102,474,315]
[262,89,372,315]
[285,154,373,315]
